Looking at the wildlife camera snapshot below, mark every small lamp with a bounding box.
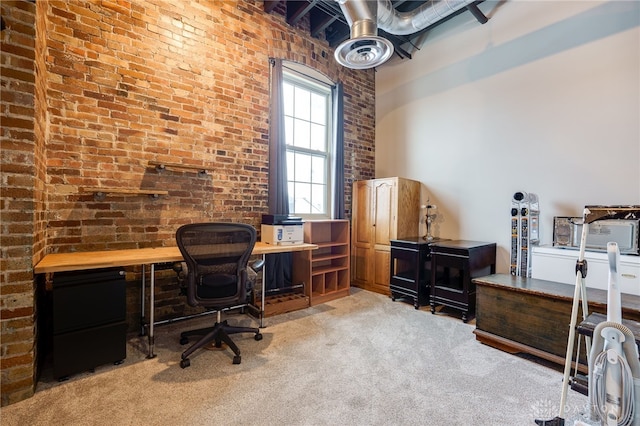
[421,201,437,241]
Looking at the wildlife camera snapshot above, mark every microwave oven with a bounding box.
[553,216,640,255]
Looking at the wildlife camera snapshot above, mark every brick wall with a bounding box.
[1,0,43,406]
[42,0,374,251]
[0,0,376,405]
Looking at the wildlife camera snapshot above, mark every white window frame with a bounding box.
[283,68,333,220]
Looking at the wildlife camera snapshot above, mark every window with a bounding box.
[283,71,333,218]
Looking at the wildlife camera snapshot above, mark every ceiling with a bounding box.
[264,0,488,62]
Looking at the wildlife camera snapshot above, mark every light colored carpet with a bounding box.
[1,288,591,425]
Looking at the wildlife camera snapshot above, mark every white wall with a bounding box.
[375,1,640,273]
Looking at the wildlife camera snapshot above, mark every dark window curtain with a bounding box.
[266,58,291,292]
[268,58,290,216]
[332,82,345,219]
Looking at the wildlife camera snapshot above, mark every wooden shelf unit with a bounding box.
[304,220,350,306]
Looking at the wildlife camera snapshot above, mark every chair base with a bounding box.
[179,319,262,368]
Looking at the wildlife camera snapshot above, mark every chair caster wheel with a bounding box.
[180,358,190,369]
[254,333,263,341]
[233,355,241,365]
[180,336,189,345]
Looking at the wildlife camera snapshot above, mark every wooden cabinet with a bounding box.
[351,177,421,295]
[473,274,640,372]
[303,220,350,306]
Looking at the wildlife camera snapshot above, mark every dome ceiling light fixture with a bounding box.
[334,0,393,69]
[334,36,394,69]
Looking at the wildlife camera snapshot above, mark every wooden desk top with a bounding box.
[34,242,318,274]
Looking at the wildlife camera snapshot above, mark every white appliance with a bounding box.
[553,216,640,255]
[531,245,640,296]
[261,224,303,245]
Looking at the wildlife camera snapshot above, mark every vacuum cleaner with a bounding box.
[586,242,640,425]
[537,205,640,426]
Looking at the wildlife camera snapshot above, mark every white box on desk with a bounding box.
[261,224,303,245]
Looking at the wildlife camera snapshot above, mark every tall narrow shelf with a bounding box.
[304,220,350,306]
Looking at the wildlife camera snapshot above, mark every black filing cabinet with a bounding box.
[390,237,442,309]
[430,240,496,322]
[52,268,127,379]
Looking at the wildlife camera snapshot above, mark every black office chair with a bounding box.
[175,222,263,368]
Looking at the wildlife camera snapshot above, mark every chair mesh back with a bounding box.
[176,223,257,308]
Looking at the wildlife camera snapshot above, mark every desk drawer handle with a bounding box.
[621,273,637,279]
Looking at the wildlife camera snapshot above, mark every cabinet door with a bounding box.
[373,246,391,290]
[352,180,373,285]
[372,179,394,290]
[353,180,373,247]
[372,179,395,246]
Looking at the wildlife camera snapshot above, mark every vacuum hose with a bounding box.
[589,320,640,425]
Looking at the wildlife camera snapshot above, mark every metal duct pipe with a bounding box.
[339,0,378,38]
[377,0,477,36]
[335,0,479,69]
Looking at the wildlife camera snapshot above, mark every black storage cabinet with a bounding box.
[430,240,496,323]
[390,237,434,309]
[52,268,127,379]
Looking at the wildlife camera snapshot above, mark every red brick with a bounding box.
[0,353,34,370]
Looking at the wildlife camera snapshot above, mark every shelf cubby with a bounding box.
[304,220,350,306]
